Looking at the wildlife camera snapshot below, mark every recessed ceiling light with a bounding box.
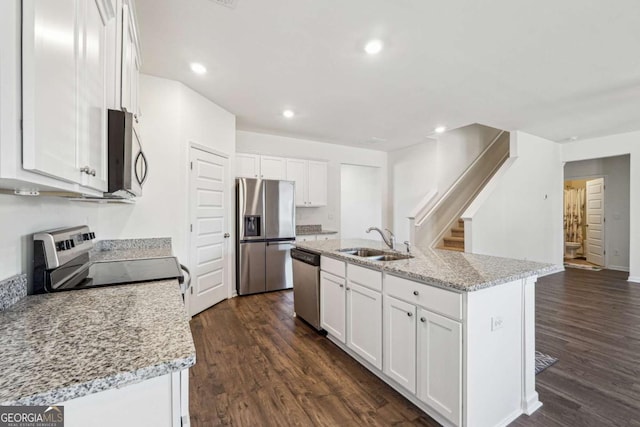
[282,109,295,118]
[569,136,578,141]
[434,126,447,134]
[364,39,383,55]
[190,63,207,75]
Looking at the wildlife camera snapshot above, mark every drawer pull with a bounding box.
[339,284,344,288]
[420,317,426,323]
[407,312,413,317]
[413,290,419,296]
[346,287,350,291]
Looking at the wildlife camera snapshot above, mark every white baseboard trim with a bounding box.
[607,265,630,272]
[538,265,564,278]
[628,276,640,284]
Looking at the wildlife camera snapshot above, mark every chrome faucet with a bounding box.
[366,227,396,250]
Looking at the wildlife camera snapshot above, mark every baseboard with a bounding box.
[628,276,640,284]
[538,265,564,278]
[607,265,630,272]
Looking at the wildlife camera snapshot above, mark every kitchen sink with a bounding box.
[366,254,413,261]
[338,248,386,257]
[338,247,414,262]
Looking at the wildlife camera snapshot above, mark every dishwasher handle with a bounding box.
[291,248,321,266]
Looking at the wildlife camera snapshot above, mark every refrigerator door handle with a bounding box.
[266,241,295,247]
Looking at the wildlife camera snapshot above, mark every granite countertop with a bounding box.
[296,229,339,236]
[0,240,195,406]
[295,238,556,292]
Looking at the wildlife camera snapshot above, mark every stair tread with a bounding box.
[451,227,464,233]
[440,246,465,252]
[443,236,465,242]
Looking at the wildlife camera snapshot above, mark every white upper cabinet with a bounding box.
[285,158,307,206]
[307,160,328,207]
[79,0,110,191]
[236,153,328,207]
[22,0,82,184]
[285,158,328,207]
[120,1,140,118]
[260,156,286,180]
[22,0,115,191]
[236,153,260,178]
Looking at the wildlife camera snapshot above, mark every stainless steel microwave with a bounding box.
[107,109,147,198]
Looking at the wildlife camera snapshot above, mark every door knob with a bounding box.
[420,317,426,323]
[224,233,230,238]
[407,312,413,317]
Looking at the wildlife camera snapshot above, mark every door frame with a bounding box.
[562,173,607,267]
[187,142,235,317]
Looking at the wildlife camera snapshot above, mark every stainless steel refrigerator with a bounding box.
[236,178,296,295]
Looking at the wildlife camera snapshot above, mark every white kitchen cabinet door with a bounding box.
[22,0,82,184]
[384,295,417,393]
[417,309,462,426]
[347,282,382,369]
[260,156,286,180]
[79,0,110,192]
[307,160,328,206]
[236,153,260,178]
[120,2,139,115]
[286,158,307,207]
[320,272,346,343]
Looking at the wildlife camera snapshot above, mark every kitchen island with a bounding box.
[0,242,194,427]
[295,238,555,427]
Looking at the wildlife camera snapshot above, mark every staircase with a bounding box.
[441,219,465,252]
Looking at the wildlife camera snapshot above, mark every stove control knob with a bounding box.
[64,240,72,250]
[89,232,96,240]
[69,239,75,248]
[56,241,65,251]
[83,233,91,241]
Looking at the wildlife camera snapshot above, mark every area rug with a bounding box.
[564,262,602,271]
[535,351,558,374]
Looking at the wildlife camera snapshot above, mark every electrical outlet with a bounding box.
[491,316,504,331]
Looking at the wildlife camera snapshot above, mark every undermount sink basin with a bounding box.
[338,248,386,257]
[338,247,414,262]
[366,254,413,262]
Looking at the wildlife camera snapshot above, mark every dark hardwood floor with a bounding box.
[190,268,640,426]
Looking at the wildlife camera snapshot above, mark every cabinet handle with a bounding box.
[90,169,96,177]
[339,284,344,288]
[413,290,419,296]
[420,317,426,323]
[346,287,350,291]
[407,312,413,317]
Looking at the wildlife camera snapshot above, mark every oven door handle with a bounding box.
[179,264,191,297]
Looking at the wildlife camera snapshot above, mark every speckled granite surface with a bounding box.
[0,274,27,311]
[295,238,556,292]
[95,237,172,251]
[296,225,338,236]
[0,280,195,405]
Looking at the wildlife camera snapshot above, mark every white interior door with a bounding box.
[586,177,605,266]
[189,147,230,316]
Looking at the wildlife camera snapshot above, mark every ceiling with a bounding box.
[135,0,640,151]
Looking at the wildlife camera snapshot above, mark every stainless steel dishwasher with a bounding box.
[291,248,322,330]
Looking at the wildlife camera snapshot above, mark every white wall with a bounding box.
[340,165,382,239]
[388,141,437,243]
[564,155,630,271]
[236,130,388,233]
[562,131,639,281]
[388,124,501,244]
[465,131,564,266]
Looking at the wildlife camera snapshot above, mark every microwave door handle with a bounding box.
[140,151,149,185]
[134,151,143,185]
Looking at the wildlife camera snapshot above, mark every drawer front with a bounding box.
[296,235,317,242]
[321,256,346,278]
[347,263,382,292]
[385,275,462,320]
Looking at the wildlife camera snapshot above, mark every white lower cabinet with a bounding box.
[346,282,382,369]
[383,295,417,393]
[417,309,462,426]
[320,271,346,343]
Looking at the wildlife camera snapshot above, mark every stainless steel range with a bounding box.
[32,226,184,294]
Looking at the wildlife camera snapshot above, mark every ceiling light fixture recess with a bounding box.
[190,63,207,75]
[434,126,447,134]
[282,109,295,119]
[364,39,383,55]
